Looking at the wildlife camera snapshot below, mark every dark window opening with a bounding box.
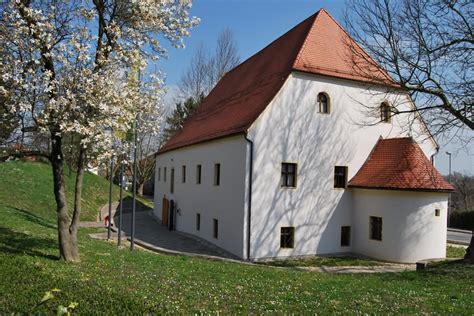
[158,167,161,181]
[214,163,221,186]
[164,167,167,182]
[170,168,175,194]
[381,102,391,123]
[182,165,186,183]
[281,163,297,188]
[435,209,440,217]
[341,226,351,247]
[196,213,201,231]
[334,166,348,188]
[196,165,201,184]
[280,227,295,248]
[213,218,218,239]
[370,216,382,241]
[318,92,330,113]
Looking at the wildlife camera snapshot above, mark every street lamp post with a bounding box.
[107,155,114,240]
[130,116,138,251]
[117,161,124,247]
[446,151,452,227]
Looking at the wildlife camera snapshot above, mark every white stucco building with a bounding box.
[154,9,453,263]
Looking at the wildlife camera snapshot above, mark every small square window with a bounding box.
[435,209,440,217]
[381,103,391,123]
[196,213,201,231]
[213,218,218,239]
[196,165,201,184]
[182,165,186,183]
[370,216,382,241]
[334,166,348,188]
[341,226,351,247]
[280,227,295,248]
[214,163,221,186]
[281,163,297,188]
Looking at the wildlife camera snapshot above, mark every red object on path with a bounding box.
[104,215,110,227]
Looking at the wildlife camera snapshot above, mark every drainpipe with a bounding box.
[245,134,254,261]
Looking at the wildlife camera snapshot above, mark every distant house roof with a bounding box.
[158,9,396,154]
[348,138,453,192]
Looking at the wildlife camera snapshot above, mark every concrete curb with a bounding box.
[448,228,473,234]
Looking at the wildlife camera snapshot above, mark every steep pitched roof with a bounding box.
[348,138,454,192]
[159,9,395,154]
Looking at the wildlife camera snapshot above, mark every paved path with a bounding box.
[301,264,415,273]
[109,197,239,260]
[448,228,472,245]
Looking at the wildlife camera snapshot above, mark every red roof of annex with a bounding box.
[159,9,396,154]
[348,138,454,192]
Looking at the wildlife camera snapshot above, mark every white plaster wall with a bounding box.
[247,72,438,260]
[154,135,248,258]
[352,189,448,263]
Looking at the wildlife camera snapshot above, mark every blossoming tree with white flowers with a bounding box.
[0,0,198,261]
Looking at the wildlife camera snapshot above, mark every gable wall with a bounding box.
[154,135,249,258]
[247,72,437,259]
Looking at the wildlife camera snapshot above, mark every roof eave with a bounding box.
[348,185,454,193]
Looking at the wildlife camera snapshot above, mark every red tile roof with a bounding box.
[159,9,396,154]
[348,138,454,192]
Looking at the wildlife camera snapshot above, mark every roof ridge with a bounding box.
[320,9,395,84]
[292,9,322,68]
[221,10,320,81]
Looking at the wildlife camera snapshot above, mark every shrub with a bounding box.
[449,210,474,231]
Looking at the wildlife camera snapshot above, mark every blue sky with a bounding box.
[157,0,472,175]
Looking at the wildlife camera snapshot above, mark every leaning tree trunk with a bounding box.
[50,132,80,262]
[465,231,474,263]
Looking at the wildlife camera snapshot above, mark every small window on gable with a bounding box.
[196,213,201,231]
[280,227,295,248]
[334,166,348,189]
[281,163,297,188]
[435,209,441,217]
[318,92,330,114]
[381,102,391,123]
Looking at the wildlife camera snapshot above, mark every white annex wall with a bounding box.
[352,189,448,263]
[247,71,439,260]
[154,135,248,258]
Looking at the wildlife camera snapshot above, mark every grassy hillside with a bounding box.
[0,160,121,221]
[0,161,473,314]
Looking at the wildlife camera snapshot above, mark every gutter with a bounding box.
[245,134,254,261]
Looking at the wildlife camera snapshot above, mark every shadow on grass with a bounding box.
[0,226,58,260]
[10,207,56,230]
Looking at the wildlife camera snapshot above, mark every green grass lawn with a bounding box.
[0,161,473,314]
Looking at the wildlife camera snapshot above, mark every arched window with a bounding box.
[380,102,391,123]
[317,92,330,114]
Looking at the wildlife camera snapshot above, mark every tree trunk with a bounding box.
[465,231,474,263]
[50,133,80,262]
[138,182,144,196]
